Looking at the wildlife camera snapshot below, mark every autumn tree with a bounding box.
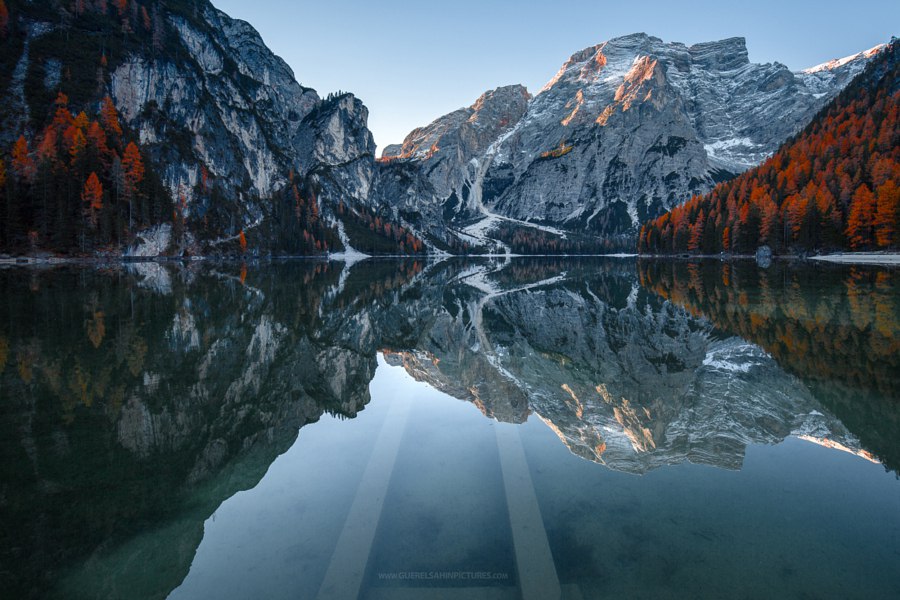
[11,136,35,183]
[121,142,144,230]
[846,184,877,249]
[875,180,899,247]
[36,128,60,167]
[82,172,104,231]
[86,121,110,164]
[4,76,172,254]
[69,127,87,167]
[100,96,123,138]
[688,215,704,252]
[638,40,899,256]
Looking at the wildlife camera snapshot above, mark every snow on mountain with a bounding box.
[371,34,885,247]
[801,43,887,74]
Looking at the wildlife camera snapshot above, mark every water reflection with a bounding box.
[0,257,897,599]
[638,259,900,471]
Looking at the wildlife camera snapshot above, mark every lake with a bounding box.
[1,257,898,599]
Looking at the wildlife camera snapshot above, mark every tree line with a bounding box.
[1,92,172,254]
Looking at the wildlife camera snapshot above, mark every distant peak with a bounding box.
[801,43,887,74]
[473,84,531,106]
[605,32,659,46]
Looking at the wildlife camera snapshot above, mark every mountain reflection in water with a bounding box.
[0,257,897,599]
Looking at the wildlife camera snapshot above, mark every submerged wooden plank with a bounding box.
[561,583,586,600]
[317,398,412,600]
[495,423,561,600]
[365,586,518,600]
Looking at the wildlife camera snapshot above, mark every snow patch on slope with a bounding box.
[329,219,370,264]
[802,44,886,74]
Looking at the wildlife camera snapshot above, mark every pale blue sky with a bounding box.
[212,0,897,153]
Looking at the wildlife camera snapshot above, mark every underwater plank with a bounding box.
[317,398,412,600]
[365,587,518,599]
[495,423,561,600]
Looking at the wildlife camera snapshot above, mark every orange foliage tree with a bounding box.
[3,85,173,254]
[121,142,145,194]
[846,184,877,249]
[11,136,35,182]
[874,180,899,247]
[82,173,104,229]
[100,96,123,138]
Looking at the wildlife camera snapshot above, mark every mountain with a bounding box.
[376,84,531,250]
[370,34,885,251]
[0,0,420,257]
[639,39,899,255]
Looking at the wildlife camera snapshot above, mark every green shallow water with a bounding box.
[0,258,898,599]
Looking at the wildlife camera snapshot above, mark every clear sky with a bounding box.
[211,0,897,154]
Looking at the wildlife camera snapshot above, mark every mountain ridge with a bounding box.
[0,6,890,257]
[369,33,886,252]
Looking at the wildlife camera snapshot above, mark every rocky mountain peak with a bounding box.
[688,36,750,70]
[383,84,530,162]
[469,84,532,120]
[801,43,887,74]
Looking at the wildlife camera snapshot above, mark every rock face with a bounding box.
[375,85,531,242]
[296,94,377,215]
[372,34,884,247]
[1,1,375,246]
[112,5,376,220]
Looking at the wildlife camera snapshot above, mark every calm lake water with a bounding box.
[1,258,898,599]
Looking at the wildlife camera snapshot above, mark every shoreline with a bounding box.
[2,251,898,267]
[638,252,900,266]
[0,252,639,266]
[808,253,900,265]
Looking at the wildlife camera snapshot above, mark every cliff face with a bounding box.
[0,0,377,253]
[297,94,377,216]
[370,34,884,248]
[108,5,320,206]
[375,85,531,242]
